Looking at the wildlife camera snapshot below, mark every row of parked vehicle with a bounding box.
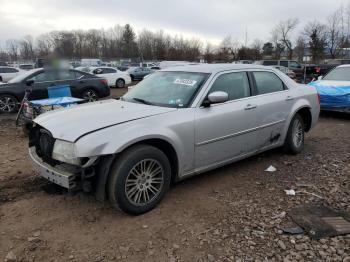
[75,66,155,87]
[0,68,111,113]
[234,59,340,84]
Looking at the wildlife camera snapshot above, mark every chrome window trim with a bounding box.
[192,68,290,108]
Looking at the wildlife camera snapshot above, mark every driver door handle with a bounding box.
[244,104,257,110]
[285,96,294,101]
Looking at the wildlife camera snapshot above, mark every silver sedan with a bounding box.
[29,64,320,215]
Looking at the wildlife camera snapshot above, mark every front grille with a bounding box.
[32,127,58,166]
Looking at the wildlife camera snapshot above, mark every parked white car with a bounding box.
[0,66,23,82]
[28,64,320,215]
[89,67,131,88]
[18,64,35,71]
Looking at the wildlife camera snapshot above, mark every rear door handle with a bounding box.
[285,96,294,101]
[244,104,257,110]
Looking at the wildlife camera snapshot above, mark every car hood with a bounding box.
[34,99,177,142]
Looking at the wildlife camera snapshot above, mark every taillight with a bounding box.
[100,79,108,86]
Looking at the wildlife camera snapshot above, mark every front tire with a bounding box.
[108,145,171,215]
[283,114,305,154]
[0,94,18,113]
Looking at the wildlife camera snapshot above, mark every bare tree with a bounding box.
[250,39,263,60]
[295,37,306,62]
[219,36,240,61]
[326,8,343,58]
[18,35,35,60]
[272,18,299,59]
[203,42,214,63]
[36,33,53,58]
[6,39,19,61]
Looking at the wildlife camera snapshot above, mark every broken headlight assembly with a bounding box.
[52,139,81,166]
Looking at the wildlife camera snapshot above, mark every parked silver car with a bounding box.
[28,64,320,214]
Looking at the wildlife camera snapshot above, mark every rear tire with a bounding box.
[283,114,305,154]
[116,78,125,88]
[0,94,18,113]
[107,145,171,215]
[82,89,98,102]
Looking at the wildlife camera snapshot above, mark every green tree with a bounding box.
[304,21,327,63]
[122,24,138,58]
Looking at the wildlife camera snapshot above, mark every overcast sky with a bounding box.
[0,0,347,47]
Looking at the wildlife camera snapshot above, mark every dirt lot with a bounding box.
[0,89,349,262]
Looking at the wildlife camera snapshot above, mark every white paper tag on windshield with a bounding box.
[174,79,197,86]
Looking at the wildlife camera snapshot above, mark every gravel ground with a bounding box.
[0,89,349,262]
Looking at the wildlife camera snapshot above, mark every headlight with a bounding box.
[52,140,80,165]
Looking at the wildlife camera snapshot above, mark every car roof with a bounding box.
[162,63,269,73]
[338,64,350,68]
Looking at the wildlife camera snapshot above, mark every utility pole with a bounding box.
[245,27,248,47]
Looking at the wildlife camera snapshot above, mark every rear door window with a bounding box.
[279,61,288,67]
[58,70,79,80]
[3,67,18,73]
[253,72,285,95]
[102,68,116,74]
[263,61,278,66]
[209,72,251,101]
[290,61,301,69]
[28,71,57,82]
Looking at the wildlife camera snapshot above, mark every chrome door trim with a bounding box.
[195,119,285,147]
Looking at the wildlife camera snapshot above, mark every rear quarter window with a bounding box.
[253,72,285,95]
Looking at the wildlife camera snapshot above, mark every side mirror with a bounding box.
[203,91,229,107]
[25,80,34,86]
[317,76,323,80]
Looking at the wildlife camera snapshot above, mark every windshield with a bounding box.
[323,67,350,81]
[8,69,41,83]
[123,71,209,108]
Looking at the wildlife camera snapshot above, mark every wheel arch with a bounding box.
[116,77,125,82]
[115,78,125,87]
[95,138,179,201]
[0,92,21,101]
[295,107,312,132]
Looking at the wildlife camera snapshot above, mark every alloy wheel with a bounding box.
[83,90,98,102]
[292,118,303,148]
[125,159,164,206]
[0,96,17,113]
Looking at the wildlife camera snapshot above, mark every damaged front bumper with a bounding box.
[29,147,78,189]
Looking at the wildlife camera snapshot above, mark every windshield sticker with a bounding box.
[173,79,197,86]
[168,99,184,107]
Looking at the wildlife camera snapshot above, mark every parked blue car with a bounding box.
[308,65,350,112]
[127,67,153,81]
